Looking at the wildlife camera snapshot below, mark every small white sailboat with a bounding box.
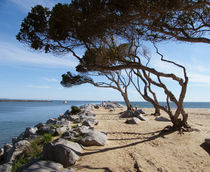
[63,100,67,104]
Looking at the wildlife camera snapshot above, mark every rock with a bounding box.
[34,122,44,129]
[69,115,81,122]
[80,130,107,146]
[80,104,93,112]
[120,110,134,118]
[61,131,79,140]
[21,160,64,172]
[24,127,38,138]
[55,126,68,135]
[101,101,123,109]
[94,105,100,109]
[134,109,145,116]
[0,147,4,162]
[6,140,30,162]
[12,137,18,145]
[37,126,52,135]
[46,118,57,125]
[78,126,93,134]
[0,162,12,172]
[125,117,140,124]
[3,144,13,162]
[205,138,210,145]
[155,116,170,122]
[15,140,30,148]
[82,118,96,127]
[137,114,147,121]
[43,138,82,167]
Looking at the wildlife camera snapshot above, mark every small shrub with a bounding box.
[12,134,54,171]
[40,133,53,144]
[12,155,29,172]
[71,106,81,115]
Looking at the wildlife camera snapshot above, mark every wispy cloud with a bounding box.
[43,77,58,82]
[27,84,51,89]
[8,0,58,11]
[189,73,210,84]
[0,41,78,68]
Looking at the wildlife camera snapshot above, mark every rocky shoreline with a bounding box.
[0,102,123,172]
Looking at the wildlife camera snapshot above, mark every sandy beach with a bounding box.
[74,107,210,172]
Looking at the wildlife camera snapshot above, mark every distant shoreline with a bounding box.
[0,99,52,102]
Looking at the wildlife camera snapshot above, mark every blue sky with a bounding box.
[0,0,209,101]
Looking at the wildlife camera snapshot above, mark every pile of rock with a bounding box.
[0,103,108,171]
[94,101,123,110]
[120,109,147,124]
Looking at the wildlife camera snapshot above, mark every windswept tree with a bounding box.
[61,47,133,110]
[16,1,209,131]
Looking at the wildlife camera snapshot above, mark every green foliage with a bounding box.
[40,133,53,144]
[12,155,29,172]
[71,106,81,114]
[12,134,54,171]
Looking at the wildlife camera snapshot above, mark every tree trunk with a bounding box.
[121,92,132,110]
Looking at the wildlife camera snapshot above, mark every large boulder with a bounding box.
[24,127,37,138]
[0,162,12,172]
[55,126,69,135]
[82,118,96,128]
[125,117,140,124]
[3,144,13,162]
[5,140,30,162]
[34,123,44,129]
[21,160,64,172]
[43,139,82,167]
[80,131,107,146]
[120,110,134,118]
[46,118,57,125]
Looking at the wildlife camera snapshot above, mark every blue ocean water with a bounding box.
[0,100,210,146]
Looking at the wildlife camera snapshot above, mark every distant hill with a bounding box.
[0,99,52,102]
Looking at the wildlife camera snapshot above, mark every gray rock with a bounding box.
[80,130,107,146]
[37,126,51,135]
[69,115,80,122]
[120,110,134,118]
[205,138,210,145]
[134,109,145,116]
[55,126,68,135]
[6,140,30,162]
[43,139,82,167]
[3,144,13,162]
[34,122,44,129]
[101,101,123,109]
[94,105,100,109]
[82,118,96,127]
[24,127,38,138]
[0,162,12,172]
[46,118,57,125]
[78,126,93,134]
[125,117,140,124]
[155,116,170,122]
[137,114,147,121]
[15,140,30,148]
[21,160,64,172]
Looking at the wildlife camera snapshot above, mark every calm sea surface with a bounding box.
[0,101,210,146]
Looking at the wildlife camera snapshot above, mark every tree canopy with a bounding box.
[17,0,210,131]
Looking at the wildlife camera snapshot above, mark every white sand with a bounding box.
[74,108,210,172]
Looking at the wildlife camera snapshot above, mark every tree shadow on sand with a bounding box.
[82,129,176,156]
[74,165,113,172]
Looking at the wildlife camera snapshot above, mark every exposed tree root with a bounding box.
[160,123,199,135]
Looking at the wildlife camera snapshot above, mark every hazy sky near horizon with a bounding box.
[0,0,209,102]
